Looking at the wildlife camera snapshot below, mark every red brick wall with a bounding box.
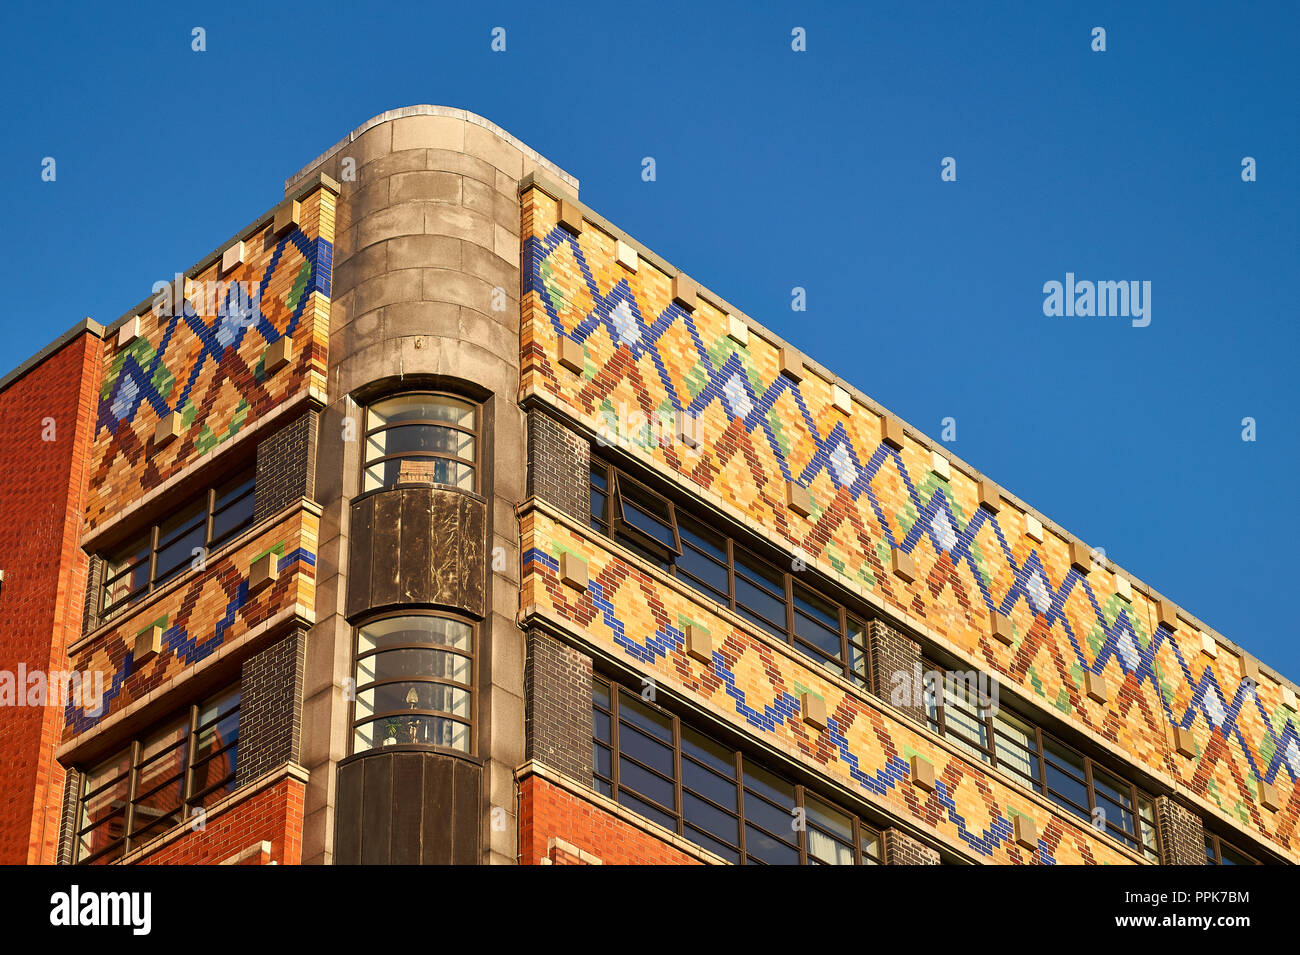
[518,775,703,865]
[0,330,102,864]
[133,777,305,865]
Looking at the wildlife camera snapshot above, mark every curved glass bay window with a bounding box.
[362,393,477,492]
[352,615,474,755]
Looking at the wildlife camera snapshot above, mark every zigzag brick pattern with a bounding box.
[64,511,318,737]
[523,508,1142,864]
[519,186,1299,860]
[85,187,334,533]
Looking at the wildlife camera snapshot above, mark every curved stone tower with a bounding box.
[287,107,577,864]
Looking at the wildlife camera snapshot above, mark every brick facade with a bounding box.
[0,326,102,864]
[518,774,704,865]
[132,776,305,865]
[236,629,307,786]
[523,629,593,782]
[868,620,927,726]
[253,411,318,523]
[883,828,941,865]
[1156,796,1206,866]
[527,409,590,521]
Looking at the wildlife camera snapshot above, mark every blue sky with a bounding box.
[1,1,1296,677]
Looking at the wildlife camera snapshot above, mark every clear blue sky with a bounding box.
[1,1,1296,677]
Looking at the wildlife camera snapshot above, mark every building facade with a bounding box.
[0,106,1295,866]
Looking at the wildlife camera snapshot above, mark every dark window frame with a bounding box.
[74,685,240,865]
[361,391,479,494]
[589,457,870,689]
[99,466,257,620]
[593,675,883,865]
[348,610,477,759]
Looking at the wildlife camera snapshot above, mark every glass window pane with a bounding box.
[355,683,471,722]
[368,395,475,430]
[743,761,795,807]
[366,423,475,461]
[683,758,738,809]
[357,616,472,654]
[356,648,471,688]
[742,792,797,838]
[618,482,676,551]
[618,693,673,743]
[618,722,674,777]
[745,824,799,864]
[683,792,739,846]
[805,795,853,841]
[807,828,855,865]
[354,715,469,752]
[681,725,735,777]
[154,524,207,583]
[365,458,474,491]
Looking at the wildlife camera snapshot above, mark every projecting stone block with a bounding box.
[832,384,852,415]
[671,275,697,312]
[273,199,301,237]
[1240,655,1260,686]
[929,450,950,480]
[559,552,588,591]
[1157,598,1178,631]
[725,314,748,346]
[891,548,916,584]
[989,610,1014,646]
[779,347,804,382]
[221,241,246,275]
[1024,514,1044,543]
[1070,540,1093,574]
[786,481,812,518]
[249,552,279,593]
[684,625,712,664]
[1013,814,1038,850]
[1114,576,1132,601]
[264,336,293,375]
[977,480,1002,513]
[558,199,584,235]
[909,755,935,792]
[154,411,182,447]
[800,692,827,731]
[1173,725,1197,758]
[1258,780,1280,813]
[558,337,585,374]
[117,316,140,348]
[879,415,905,450]
[676,411,700,449]
[134,625,163,665]
[1084,671,1109,703]
[615,239,638,271]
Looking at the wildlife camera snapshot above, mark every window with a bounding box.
[1205,832,1260,865]
[351,614,474,755]
[362,393,477,492]
[924,662,1158,861]
[589,458,870,689]
[593,676,882,864]
[75,685,240,864]
[100,467,256,620]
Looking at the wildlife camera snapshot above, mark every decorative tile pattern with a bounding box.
[522,508,1142,865]
[519,187,1299,858]
[64,510,318,735]
[85,186,334,534]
